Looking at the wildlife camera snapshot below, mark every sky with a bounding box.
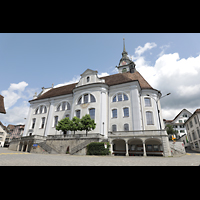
[1,33,200,126]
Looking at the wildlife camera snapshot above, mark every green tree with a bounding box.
[70,116,83,135]
[80,114,96,136]
[56,117,71,136]
[165,124,178,139]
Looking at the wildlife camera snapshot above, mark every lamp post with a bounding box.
[146,93,171,130]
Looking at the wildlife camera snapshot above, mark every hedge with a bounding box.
[86,142,110,155]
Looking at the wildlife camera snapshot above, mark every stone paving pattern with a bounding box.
[0,148,200,166]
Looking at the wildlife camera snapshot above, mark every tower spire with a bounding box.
[123,38,126,52]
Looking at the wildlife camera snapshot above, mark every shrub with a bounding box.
[86,142,110,155]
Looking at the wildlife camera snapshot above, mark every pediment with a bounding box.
[80,69,98,77]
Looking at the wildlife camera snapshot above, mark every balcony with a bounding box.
[108,130,167,138]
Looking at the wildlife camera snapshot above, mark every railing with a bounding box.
[47,133,104,140]
[21,135,47,140]
[108,130,167,137]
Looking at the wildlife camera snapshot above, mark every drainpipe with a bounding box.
[44,98,51,137]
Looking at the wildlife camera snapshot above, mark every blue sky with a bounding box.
[1,33,200,125]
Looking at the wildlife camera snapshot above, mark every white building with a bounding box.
[14,40,171,156]
[164,109,192,138]
[0,121,8,147]
[184,109,200,151]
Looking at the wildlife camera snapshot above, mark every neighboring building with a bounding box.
[163,109,192,138]
[0,121,8,147]
[11,40,171,156]
[0,95,6,114]
[184,109,200,152]
[8,124,25,140]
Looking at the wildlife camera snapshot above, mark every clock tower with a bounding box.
[116,38,136,74]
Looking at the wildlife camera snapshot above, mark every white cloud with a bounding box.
[54,76,80,88]
[1,81,28,110]
[135,42,157,56]
[0,101,29,125]
[129,42,200,120]
[98,72,109,77]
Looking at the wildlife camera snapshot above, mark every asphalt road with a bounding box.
[0,147,200,166]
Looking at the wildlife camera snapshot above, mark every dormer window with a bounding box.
[87,76,90,82]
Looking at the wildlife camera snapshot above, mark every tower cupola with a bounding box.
[116,38,136,73]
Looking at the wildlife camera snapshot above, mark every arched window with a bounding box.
[77,94,96,105]
[144,98,151,107]
[57,101,71,111]
[76,110,81,119]
[35,105,47,114]
[146,111,154,125]
[87,76,90,82]
[124,124,129,131]
[90,94,96,103]
[112,93,129,102]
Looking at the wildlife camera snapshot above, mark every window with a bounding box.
[54,116,58,127]
[90,94,96,103]
[118,93,122,101]
[40,106,43,114]
[187,124,189,130]
[112,125,117,132]
[87,76,90,82]
[35,108,39,114]
[190,120,193,128]
[77,94,96,105]
[65,114,70,118]
[76,110,81,119]
[32,118,36,129]
[124,94,128,101]
[123,107,129,117]
[194,116,197,124]
[124,124,129,131]
[89,108,95,120]
[78,96,82,105]
[57,104,61,111]
[67,102,71,110]
[41,117,45,129]
[144,98,151,107]
[192,131,196,140]
[179,120,182,123]
[44,106,47,113]
[112,93,128,102]
[84,94,88,104]
[112,109,117,118]
[62,102,66,111]
[146,111,154,125]
[122,68,127,73]
[197,128,200,138]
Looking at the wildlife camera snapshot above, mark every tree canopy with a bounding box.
[56,114,96,136]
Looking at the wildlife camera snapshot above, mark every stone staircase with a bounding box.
[70,140,94,155]
[38,142,59,154]
[170,142,186,155]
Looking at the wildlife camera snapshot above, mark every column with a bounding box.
[130,85,142,131]
[100,88,108,138]
[143,141,146,156]
[110,141,114,156]
[23,105,33,136]
[126,141,129,156]
[44,100,55,137]
[25,142,29,152]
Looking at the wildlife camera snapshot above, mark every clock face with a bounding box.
[121,61,126,66]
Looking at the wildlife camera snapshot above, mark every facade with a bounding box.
[8,124,25,140]
[19,40,171,156]
[164,109,192,138]
[184,109,200,151]
[0,121,8,147]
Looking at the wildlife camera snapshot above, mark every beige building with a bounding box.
[184,109,200,151]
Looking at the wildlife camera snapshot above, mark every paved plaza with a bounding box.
[0,147,200,166]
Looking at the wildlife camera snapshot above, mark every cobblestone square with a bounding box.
[0,148,200,166]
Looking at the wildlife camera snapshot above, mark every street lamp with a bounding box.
[146,93,171,130]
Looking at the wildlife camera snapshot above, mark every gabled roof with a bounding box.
[30,71,155,102]
[0,95,6,114]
